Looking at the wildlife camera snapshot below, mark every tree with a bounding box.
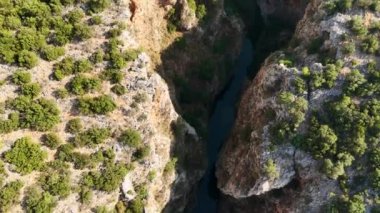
[306,118,337,159]
[322,159,344,179]
[4,137,47,174]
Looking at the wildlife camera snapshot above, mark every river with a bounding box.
[193,39,253,213]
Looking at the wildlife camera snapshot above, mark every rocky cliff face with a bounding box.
[217,0,380,211]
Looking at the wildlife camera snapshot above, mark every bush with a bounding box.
[322,159,344,179]
[66,9,85,24]
[40,172,71,197]
[342,41,355,55]
[24,188,56,213]
[133,145,150,161]
[111,84,126,96]
[79,187,92,204]
[77,95,117,115]
[67,74,101,95]
[54,88,69,99]
[0,180,23,212]
[371,169,380,190]
[18,50,39,68]
[343,70,367,96]
[11,70,31,85]
[20,83,41,98]
[90,15,102,25]
[41,45,65,61]
[87,0,111,13]
[118,129,141,148]
[81,163,131,192]
[73,127,111,147]
[73,23,93,40]
[74,59,93,73]
[65,118,83,134]
[91,49,104,64]
[8,96,60,131]
[263,159,279,179]
[4,137,47,174]
[196,4,207,19]
[350,16,368,36]
[42,133,62,149]
[306,118,337,159]
[101,69,124,84]
[0,113,19,134]
[53,57,75,80]
[361,35,379,54]
[164,157,177,175]
[55,144,75,162]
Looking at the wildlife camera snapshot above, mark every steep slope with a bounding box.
[217,0,380,212]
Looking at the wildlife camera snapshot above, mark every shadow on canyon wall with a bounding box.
[156,0,309,212]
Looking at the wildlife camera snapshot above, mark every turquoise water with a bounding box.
[193,39,253,213]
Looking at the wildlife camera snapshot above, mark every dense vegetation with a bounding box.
[269,1,380,211]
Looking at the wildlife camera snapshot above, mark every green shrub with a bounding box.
[79,187,93,204]
[18,50,39,68]
[126,198,144,213]
[20,83,42,98]
[40,172,71,197]
[294,76,306,94]
[101,69,124,84]
[196,4,207,19]
[54,88,69,99]
[361,35,379,54]
[81,163,131,192]
[0,113,19,134]
[74,59,93,73]
[55,144,75,162]
[65,118,83,134]
[90,15,102,25]
[4,137,47,174]
[41,45,65,61]
[343,69,367,96]
[111,84,126,96]
[91,49,104,64]
[371,169,380,190]
[77,95,117,115]
[350,16,368,36]
[67,74,101,95]
[342,41,355,55]
[66,9,85,24]
[24,188,56,213]
[118,129,142,148]
[133,145,150,161]
[8,96,60,131]
[164,157,177,175]
[322,159,344,179]
[73,23,93,40]
[53,57,75,80]
[0,180,23,212]
[42,133,62,149]
[73,127,111,147]
[263,159,279,179]
[87,0,111,13]
[11,70,31,85]
[306,118,337,159]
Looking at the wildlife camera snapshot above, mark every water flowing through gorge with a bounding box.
[193,39,253,213]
